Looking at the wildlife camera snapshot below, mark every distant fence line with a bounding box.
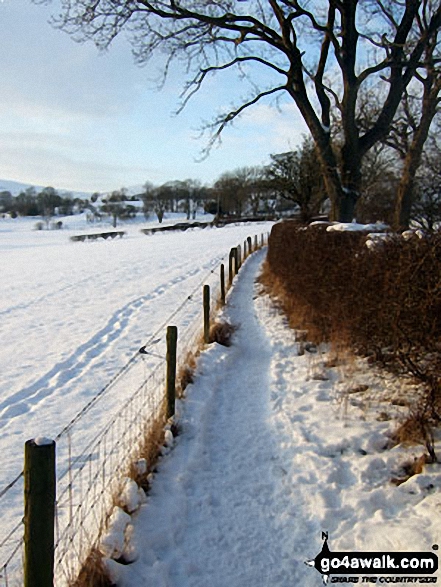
[68,216,277,242]
[0,230,269,587]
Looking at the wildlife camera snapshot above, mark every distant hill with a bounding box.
[0,179,44,196]
[0,178,92,199]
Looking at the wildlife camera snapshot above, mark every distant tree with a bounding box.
[239,167,267,216]
[58,195,75,216]
[160,180,185,213]
[141,181,155,219]
[0,191,13,214]
[101,188,128,227]
[37,187,62,226]
[176,178,205,219]
[152,184,170,223]
[266,138,325,222]
[15,187,39,216]
[196,185,211,215]
[213,168,255,218]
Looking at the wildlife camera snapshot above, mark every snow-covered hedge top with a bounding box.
[326,222,389,233]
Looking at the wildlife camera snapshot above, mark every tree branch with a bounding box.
[202,85,287,155]
[176,55,288,114]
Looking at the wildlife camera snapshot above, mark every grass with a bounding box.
[71,549,114,587]
[208,320,237,347]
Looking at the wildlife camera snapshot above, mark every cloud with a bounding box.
[239,102,309,152]
[0,0,312,191]
[0,132,162,192]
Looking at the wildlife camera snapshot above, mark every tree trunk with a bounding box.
[394,80,440,231]
[340,143,362,223]
[339,191,358,223]
[314,144,360,222]
[395,166,415,231]
[287,65,361,223]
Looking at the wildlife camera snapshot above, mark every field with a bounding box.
[0,215,273,544]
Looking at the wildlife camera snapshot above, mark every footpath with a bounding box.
[113,249,441,587]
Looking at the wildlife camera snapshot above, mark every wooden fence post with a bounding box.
[229,248,235,284]
[244,240,247,259]
[220,264,226,305]
[237,244,242,270]
[203,285,210,344]
[234,247,239,275]
[166,326,178,419]
[254,235,258,250]
[24,438,56,587]
[247,236,252,255]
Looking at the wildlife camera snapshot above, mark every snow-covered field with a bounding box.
[0,214,273,572]
[2,214,440,585]
[1,213,265,472]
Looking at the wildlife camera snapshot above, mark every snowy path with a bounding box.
[119,250,314,586]
[116,249,441,587]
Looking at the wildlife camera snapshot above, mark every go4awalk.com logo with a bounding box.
[305,533,438,585]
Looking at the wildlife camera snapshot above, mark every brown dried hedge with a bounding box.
[265,221,441,421]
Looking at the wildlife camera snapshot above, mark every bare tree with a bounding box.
[178,178,204,219]
[101,188,129,227]
[153,184,170,223]
[266,137,325,222]
[393,36,441,230]
[213,168,252,218]
[49,0,441,222]
[244,166,268,216]
[38,187,62,228]
[356,144,399,224]
[410,131,441,231]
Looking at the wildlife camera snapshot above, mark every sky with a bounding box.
[0,0,308,194]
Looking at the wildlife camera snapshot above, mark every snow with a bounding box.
[116,477,147,514]
[0,213,273,557]
[2,214,440,585]
[100,507,133,559]
[112,250,441,586]
[327,222,390,233]
[365,232,391,250]
[402,228,426,240]
[33,436,54,446]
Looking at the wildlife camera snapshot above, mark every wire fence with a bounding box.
[0,231,268,586]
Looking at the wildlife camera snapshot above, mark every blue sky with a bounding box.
[0,0,307,193]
